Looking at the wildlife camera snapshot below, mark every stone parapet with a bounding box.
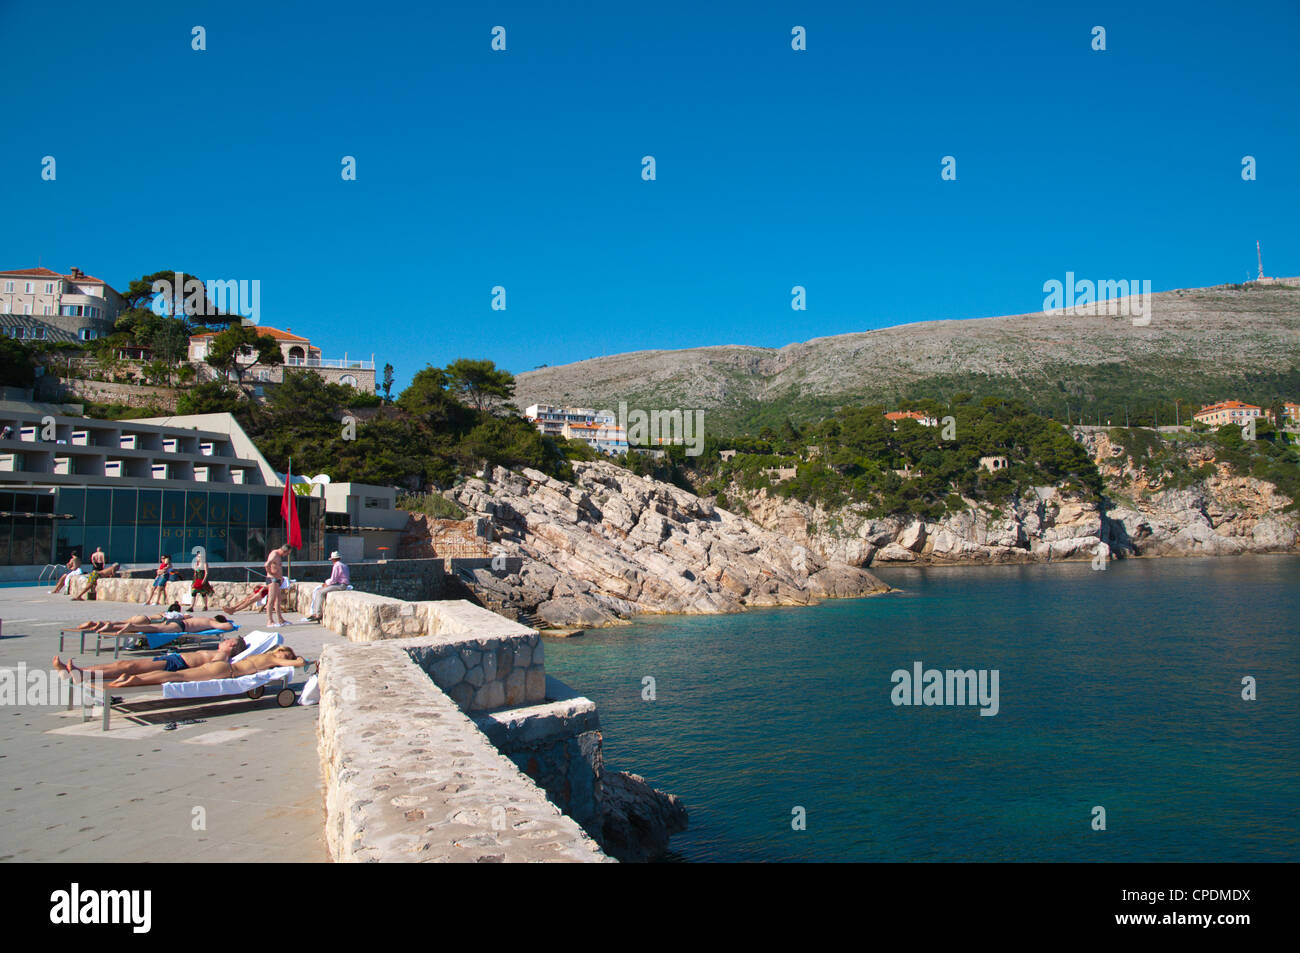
[318,638,611,862]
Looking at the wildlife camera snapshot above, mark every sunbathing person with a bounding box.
[222,584,268,615]
[116,614,236,635]
[54,637,248,683]
[74,603,186,633]
[108,645,307,687]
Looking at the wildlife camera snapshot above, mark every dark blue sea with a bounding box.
[544,556,1300,862]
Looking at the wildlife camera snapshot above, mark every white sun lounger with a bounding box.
[80,631,304,730]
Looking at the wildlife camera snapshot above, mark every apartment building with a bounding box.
[524,404,628,454]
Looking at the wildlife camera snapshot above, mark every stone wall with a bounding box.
[106,557,447,603]
[317,639,610,862]
[472,676,604,830]
[317,592,547,712]
[52,377,181,411]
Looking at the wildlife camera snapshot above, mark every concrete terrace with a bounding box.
[0,585,335,863]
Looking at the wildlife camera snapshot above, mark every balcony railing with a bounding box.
[285,357,374,370]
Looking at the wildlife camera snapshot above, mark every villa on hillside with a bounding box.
[885,410,939,427]
[1192,401,1263,427]
[188,325,376,391]
[0,266,122,343]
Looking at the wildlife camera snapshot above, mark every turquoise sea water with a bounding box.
[544,556,1300,862]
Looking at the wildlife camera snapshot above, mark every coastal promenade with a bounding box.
[0,585,331,863]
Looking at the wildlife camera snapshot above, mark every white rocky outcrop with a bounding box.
[447,461,891,627]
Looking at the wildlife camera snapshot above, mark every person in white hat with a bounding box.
[304,551,351,622]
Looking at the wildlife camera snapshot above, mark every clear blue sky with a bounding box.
[2,1,1296,389]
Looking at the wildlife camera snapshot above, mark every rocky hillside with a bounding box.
[515,282,1300,430]
[729,429,1300,566]
[447,461,891,627]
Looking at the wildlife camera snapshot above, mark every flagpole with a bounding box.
[286,456,293,587]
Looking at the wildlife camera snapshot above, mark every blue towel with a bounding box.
[142,623,240,649]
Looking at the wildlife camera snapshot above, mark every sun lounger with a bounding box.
[92,623,241,660]
[78,631,305,731]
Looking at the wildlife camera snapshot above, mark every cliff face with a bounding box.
[732,431,1300,566]
[1086,431,1299,557]
[447,461,891,627]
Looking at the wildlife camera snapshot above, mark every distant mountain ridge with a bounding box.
[515,281,1300,435]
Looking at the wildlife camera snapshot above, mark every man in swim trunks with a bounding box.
[53,636,248,683]
[108,645,307,687]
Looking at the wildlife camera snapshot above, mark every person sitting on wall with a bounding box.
[303,551,351,622]
[105,645,307,687]
[70,562,121,601]
[50,553,84,595]
[222,584,269,615]
[144,556,175,606]
[54,636,248,683]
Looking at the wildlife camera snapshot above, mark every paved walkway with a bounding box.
[0,585,339,862]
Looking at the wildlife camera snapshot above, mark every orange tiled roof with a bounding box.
[0,267,64,278]
[190,326,310,342]
[1196,400,1260,413]
[884,410,926,420]
[0,267,108,283]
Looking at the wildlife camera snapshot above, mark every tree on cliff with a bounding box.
[445,358,515,413]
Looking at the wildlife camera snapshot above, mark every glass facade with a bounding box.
[0,486,323,566]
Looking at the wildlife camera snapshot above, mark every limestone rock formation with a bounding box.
[597,771,688,863]
[731,429,1300,567]
[445,461,891,626]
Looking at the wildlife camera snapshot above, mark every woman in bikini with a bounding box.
[108,645,306,687]
[74,603,187,633]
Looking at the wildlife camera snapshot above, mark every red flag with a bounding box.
[281,463,302,550]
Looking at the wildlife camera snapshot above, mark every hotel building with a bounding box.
[0,404,324,570]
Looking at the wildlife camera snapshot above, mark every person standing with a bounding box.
[89,546,106,572]
[264,544,290,627]
[144,555,174,605]
[191,552,214,611]
[304,551,350,622]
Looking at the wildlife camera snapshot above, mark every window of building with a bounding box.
[23,304,31,315]
[42,305,51,315]
[340,374,358,387]
[44,282,54,294]
[30,327,46,339]
[79,328,98,341]
[24,282,33,293]
[3,281,12,292]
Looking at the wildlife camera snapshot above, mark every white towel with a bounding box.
[161,666,295,700]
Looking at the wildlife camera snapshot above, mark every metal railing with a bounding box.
[37,563,64,584]
[285,357,375,370]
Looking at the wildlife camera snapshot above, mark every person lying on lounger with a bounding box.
[113,614,236,635]
[107,645,307,687]
[74,604,187,633]
[53,637,248,683]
